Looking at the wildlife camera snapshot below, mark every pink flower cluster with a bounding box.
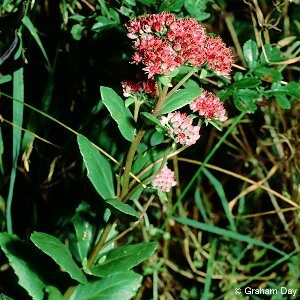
[160,112,200,146]
[205,37,233,78]
[190,91,227,122]
[151,165,177,193]
[121,79,157,98]
[126,13,233,78]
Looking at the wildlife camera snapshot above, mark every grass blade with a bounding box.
[6,67,24,233]
[202,167,236,231]
[194,188,210,224]
[173,216,286,256]
[22,16,50,66]
[202,239,217,299]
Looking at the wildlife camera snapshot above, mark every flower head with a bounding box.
[127,14,208,77]
[152,165,177,192]
[190,91,227,122]
[126,13,233,79]
[121,78,157,98]
[205,36,233,78]
[161,111,200,145]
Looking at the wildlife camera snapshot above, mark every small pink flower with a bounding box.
[161,111,200,146]
[152,165,177,193]
[190,91,227,122]
[205,36,233,78]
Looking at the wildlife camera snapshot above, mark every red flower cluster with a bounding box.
[190,91,227,122]
[121,78,157,98]
[126,13,233,78]
[205,37,233,78]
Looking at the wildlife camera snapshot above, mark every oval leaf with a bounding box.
[233,77,261,89]
[0,233,47,300]
[90,242,157,277]
[105,198,140,221]
[160,87,201,114]
[100,86,135,141]
[30,232,87,284]
[243,40,259,70]
[70,271,142,300]
[77,134,115,199]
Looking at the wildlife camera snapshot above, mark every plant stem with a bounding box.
[87,221,114,268]
[122,147,171,204]
[153,85,168,116]
[166,68,197,99]
[120,128,145,199]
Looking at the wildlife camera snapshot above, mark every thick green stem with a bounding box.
[166,69,197,99]
[153,85,168,116]
[122,147,171,204]
[87,221,114,268]
[120,129,145,199]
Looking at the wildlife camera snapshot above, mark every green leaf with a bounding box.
[253,67,283,83]
[92,16,119,32]
[274,93,291,109]
[71,24,85,41]
[90,242,157,277]
[173,217,286,256]
[243,40,259,70]
[194,188,210,224]
[202,168,236,231]
[0,75,12,85]
[160,87,201,114]
[267,81,300,99]
[138,0,156,6]
[202,239,217,299]
[260,44,284,64]
[22,16,49,65]
[72,201,94,261]
[45,286,63,300]
[150,131,164,146]
[140,112,163,127]
[233,77,261,89]
[30,232,87,284]
[284,82,300,98]
[233,89,260,113]
[70,271,142,300]
[184,0,211,21]
[0,233,46,300]
[100,86,135,141]
[0,293,14,300]
[77,134,115,199]
[7,67,24,234]
[159,0,185,12]
[158,75,172,87]
[105,198,140,221]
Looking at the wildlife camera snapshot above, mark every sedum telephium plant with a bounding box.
[71,12,233,299]
[70,12,233,299]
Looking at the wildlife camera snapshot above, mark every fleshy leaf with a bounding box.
[90,242,157,277]
[0,233,47,300]
[30,232,87,284]
[100,86,135,141]
[70,271,142,300]
[77,134,115,199]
